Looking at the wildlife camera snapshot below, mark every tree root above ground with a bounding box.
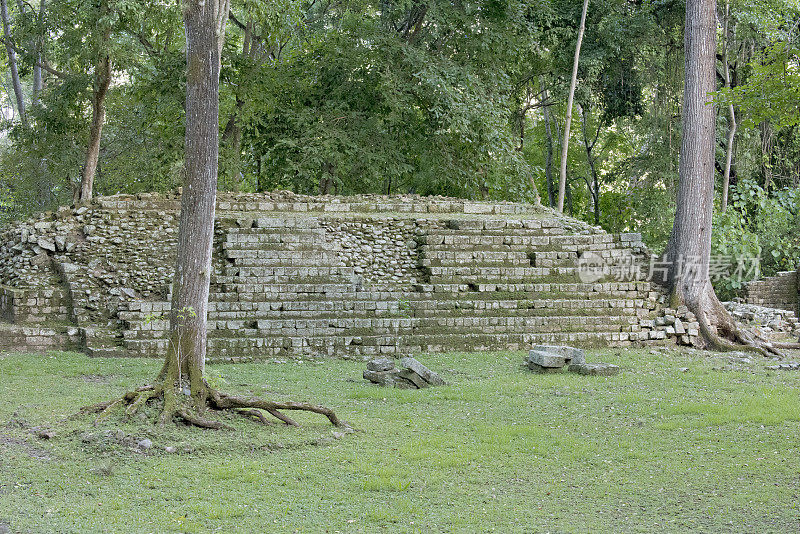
[80,381,346,430]
[683,285,787,359]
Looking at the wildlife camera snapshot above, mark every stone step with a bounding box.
[198,305,644,322]
[223,249,340,262]
[223,266,354,277]
[121,291,653,320]
[123,313,640,341]
[124,330,635,360]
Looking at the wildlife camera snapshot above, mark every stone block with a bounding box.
[526,350,567,369]
[568,363,621,376]
[530,345,586,365]
[400,357,446,386]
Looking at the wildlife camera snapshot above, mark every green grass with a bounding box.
[1,347,799,533]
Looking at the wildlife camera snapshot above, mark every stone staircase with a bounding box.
[118,213,658,361]
[0,192,674,360]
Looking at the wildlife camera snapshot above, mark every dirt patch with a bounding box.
[0,434,51,460]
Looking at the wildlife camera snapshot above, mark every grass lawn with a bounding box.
[1,347,799,533]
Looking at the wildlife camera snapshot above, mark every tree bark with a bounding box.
[32,0,45,106]
[663,0,777,356]
[1,0,27,127]
[165,0,229,406]
[542,90,555,208]
[720,0,736,212]
[75,47,111,205]
[557,0,588,213]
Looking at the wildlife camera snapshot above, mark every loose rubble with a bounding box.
[766,362,800,371]
[363,357,446,389]
[724,301,800,337]
[525,345,620,376]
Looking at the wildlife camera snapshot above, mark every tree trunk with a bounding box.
[580,104,601,225]
[759,120,773,193]
[221,17,253,190]
[75,48,111,205]
[543,91,555,208]
[32,0,44,105]
[163,0,230,410]
[663,0,776,356]
[720,0,736,212]
[1,0,27,127]
[557,0,588,213]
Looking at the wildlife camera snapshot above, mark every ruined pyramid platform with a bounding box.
[0,191,691,361]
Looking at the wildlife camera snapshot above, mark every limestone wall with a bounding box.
[0,192,694,359]
[744,271,799,313]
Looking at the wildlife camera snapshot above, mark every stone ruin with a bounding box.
[525,345,620,376]
[0,191,705,360]
[363,357,446,389]
[744,270,799,317]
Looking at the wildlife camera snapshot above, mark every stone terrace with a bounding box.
[0,191,690,361]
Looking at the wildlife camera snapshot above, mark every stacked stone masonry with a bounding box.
[744,271,799,315]
[0,192,690,360]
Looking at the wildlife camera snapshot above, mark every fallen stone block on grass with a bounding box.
[363,357,446,389]
[524,345,620,376]
[568,363,621,376]
[531,345,587,365]
[525,345,586,373]
[400,357,446,386]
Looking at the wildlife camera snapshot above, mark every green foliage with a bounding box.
[0,184,14,224]
[237,0,543,200]
[717,40,800,129]
[712,178,800,297]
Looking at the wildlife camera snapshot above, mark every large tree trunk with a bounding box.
[162,0,229,411]
[75,48,111,205]
[664,0,778,356]
[1,0,27,127]
[557,0,588,213]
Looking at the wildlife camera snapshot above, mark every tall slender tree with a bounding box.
[557,0,588,213]
[719,0,736,212]
[75,0,111,205]
[1,0,27,127]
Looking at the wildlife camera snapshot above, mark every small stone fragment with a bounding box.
[568,363,621,376]
[137,438,153,450]
[399,357,445,386]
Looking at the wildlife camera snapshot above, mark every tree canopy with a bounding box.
[0,0,798,289]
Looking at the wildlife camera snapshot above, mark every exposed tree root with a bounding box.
[772,342,800,350]
[236,409,274,426]
[80,381,346,430]
[676,283,786,359]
